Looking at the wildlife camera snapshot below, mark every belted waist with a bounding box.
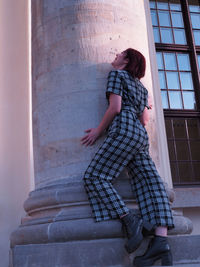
[121,105,137,114]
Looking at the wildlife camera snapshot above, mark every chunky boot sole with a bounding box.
[125,221,154,254]
[133,250,173,266]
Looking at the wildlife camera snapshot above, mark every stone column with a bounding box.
[10,1,192,266]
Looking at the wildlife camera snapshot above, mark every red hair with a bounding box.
[123,48,146,79]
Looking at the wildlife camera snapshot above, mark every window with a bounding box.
[151,1,186,44]
[150,0,200,186]
[189,0,200,45]
[157,52,196,109]
[166,118,200,184]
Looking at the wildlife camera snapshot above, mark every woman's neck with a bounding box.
[111,63,127,70]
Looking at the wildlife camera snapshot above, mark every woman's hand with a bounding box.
[81,93,121,147]
[81,128,101,146]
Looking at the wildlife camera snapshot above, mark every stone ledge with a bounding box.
[10,214,192,248]
[173,187,200,208]
[24,179,174,213]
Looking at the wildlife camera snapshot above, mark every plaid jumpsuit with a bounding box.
[83,70,174,229]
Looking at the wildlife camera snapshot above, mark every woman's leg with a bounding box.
[155,226,168,237]
[127,151,173,266]
[84,133,137,222]
[127,151,174,229]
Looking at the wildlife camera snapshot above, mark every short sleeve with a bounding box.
[106,71,123,99]
[138,88,149,116]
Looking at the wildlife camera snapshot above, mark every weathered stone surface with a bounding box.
[9,182,191,247]
[10,177,192,248]
[31,0,169,188]
[173,187,200,208]
[31,0,146,187]
[10,209,193,249]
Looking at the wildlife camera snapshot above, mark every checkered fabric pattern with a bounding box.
[106,70,149,115]
[83,70,174,229]
[128,153,174,228]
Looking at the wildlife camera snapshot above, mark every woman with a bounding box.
[81,48,174,266]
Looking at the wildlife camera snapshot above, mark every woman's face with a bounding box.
[111,51,128,69]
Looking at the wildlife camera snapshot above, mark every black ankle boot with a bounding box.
[121,212,154,254]
[133,235,173,266]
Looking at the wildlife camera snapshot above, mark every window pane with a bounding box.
[193,163,200,182]
[171,12,184,27]
[173,119,187,138]
[176,141,190,160]
[169,91,182,108]
[159,71,167,88]
[167,140,176,160]
[191,13,200,29]
[158,11,171,26]
[150,1,156,8]
[165,119,173,138]
[180,72,193,90]
[190,141,200,160]
[198,55,200,69]
[174,29,187,44]
[161,28,173,43]
[166,72,180,89]
[151,10,158,26]
[189,0,200,13]
[177,54,191,71]
[161,91,169,108]
[153,27,161,42]
[170,162,179,183]
[156,52,164,69]
[170,0,182,11]
[193,30,200,45]
[164,53,177,70]
[183,92,196,109]
[187,119,200,139]
[178,162,193,182]
[157,1,169,10]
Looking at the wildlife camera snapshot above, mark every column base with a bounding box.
[10,180,193,266]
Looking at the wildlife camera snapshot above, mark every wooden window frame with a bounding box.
[151,0,200,186]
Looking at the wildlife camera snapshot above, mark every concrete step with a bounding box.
[112,266,200,267]
[168,235,200,266]
[154,263,200,267]
[11,234,200,267]
[151,263,200,266]
[174,264,200,266]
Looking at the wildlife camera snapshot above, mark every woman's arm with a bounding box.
[139,95,153,126]
[81,93,122,146]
